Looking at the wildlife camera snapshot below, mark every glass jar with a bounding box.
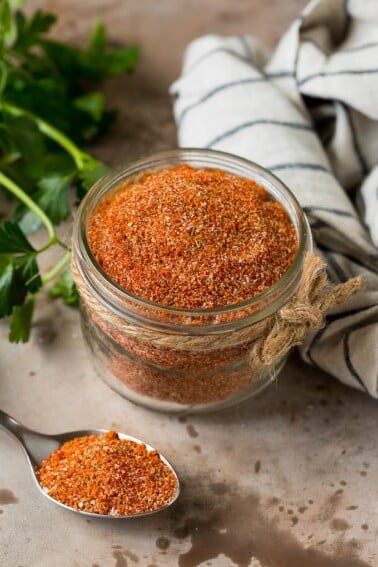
[72,149,312,413]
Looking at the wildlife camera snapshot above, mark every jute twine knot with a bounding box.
[72,252,364,369]
[248,253,364,368]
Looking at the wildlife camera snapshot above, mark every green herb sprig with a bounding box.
[0,0,138,342]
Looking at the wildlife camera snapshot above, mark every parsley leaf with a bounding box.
[74,92,105,123]
[0,221,42,304]
[0,219,35,253]
[49,270,79,307]
[0,0,138,342]
[13,9,56,52]
[14,253,41,293]
[36,172,75,224]
[78,159,110,193]
[3,115,46,180]
[0,255,27,316]
[9,298,34,342]
[0,0,15,47]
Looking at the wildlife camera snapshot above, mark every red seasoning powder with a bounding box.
[37,432,178,516]
[88,165,297,309]
[83,164,298,408]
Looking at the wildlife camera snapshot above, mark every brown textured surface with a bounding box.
[25,0,308,163]
[1,1,378,567]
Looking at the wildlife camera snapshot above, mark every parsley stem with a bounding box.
[42,251,71,285]
[0,101,88,170]
[0,171,57,244]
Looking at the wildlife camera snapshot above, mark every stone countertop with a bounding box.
[1,2,377,567]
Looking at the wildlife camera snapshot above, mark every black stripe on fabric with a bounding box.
[303,222,377,273]
[177,72,294,125]
[342,40,378,54]
[269,163,330,173]
[317,243,378,274]
[342,252,378,274]
[306,323,330,367]
[239,36,253,59]
[306,304,377,367]
[345,106,369,175]
[206,119,312,148]
[317,238,378,272]
[303,205,353,217]
[343,0,351,36]
[321,250,348,282]
[355,190,368,231]
[308,218,343,232]
[309,219,326,230]
[184,47,251,75]
[321,304,377,325]
[303,38,378,57]
[343,331,369,393]
[306,305,377,366]
[302,38,329,56]
[330,253,378,274]
[295,13,306,24]
[307,346,318,367]
[299,68,378,87]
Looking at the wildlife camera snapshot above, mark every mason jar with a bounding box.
[72,149,312,413]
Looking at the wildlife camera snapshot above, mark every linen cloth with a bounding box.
[170,0,378,396]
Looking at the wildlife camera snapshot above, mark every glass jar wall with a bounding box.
[72,149,311,413]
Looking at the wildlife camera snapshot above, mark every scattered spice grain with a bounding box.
[37,431,178,516]
[88,164,297,309]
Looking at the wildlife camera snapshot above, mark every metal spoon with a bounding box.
[0,409,180,518]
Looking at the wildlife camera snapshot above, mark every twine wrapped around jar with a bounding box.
[72,252,364,369]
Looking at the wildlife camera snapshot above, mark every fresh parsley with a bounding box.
[0,0,139,342]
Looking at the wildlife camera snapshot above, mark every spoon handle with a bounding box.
[0,409,63,467]
[0,409,46,466]
[0,409,26,444]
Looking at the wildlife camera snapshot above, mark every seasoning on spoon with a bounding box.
[37,431,178,516]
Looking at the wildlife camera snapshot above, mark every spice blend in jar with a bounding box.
[37,431,178,516]
[73,150,311,412]
[88,165,297,308]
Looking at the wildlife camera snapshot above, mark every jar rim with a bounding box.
[73,148,312,333]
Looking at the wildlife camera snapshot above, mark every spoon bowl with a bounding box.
[0,409,180,518]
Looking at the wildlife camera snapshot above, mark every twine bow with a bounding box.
[248,253,364,368]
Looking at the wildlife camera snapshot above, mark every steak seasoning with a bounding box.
[38,432,178,516]
[72,149,311,413]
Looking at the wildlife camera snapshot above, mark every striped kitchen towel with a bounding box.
[170,0,378,396]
